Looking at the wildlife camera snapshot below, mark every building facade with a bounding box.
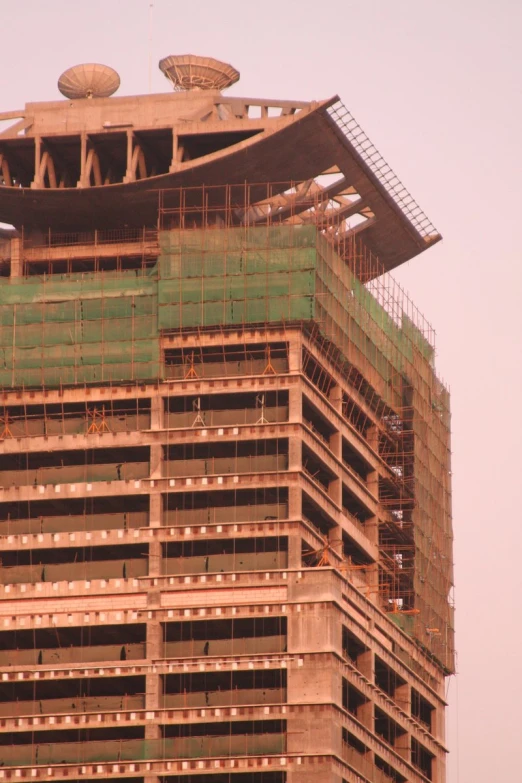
[0,57,454,783]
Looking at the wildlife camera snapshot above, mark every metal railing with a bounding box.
[327,101,439,240]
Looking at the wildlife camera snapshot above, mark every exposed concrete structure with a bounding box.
[0,57,454,783]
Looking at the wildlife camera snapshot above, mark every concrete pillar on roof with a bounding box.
[31,136,42,189]
[9,237,22,277]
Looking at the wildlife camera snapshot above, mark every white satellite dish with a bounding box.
[158,54,239,92]
[58,63,120,100]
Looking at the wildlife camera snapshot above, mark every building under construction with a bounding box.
[0,56,454,783]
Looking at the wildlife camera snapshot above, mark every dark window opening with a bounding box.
[0,725,144,746]
[374,756,407,783]
[302,493,335,539]
[374,707,406,747]
[25,255,158,276]
[164,617,286,642]
[411,688,434,731]
[162,719,284,739]
[1,543,148,585]
[0,675,145,703]
[0,623,146,651]
[342,678,368,717]
[0,495,148,537]
[163,617,287,657]
[342,439,372,481]
[342,626,369,666]
[1,398,150,438]
[165,343,288,378]
[0,675,146,716]
[341,530,374,567]
[0,445,149,472]
[411,738,434,780]
[375,657,406,699]
[2,543,146,568]
[342,393,372,438]
[0,623,146,667]
[163,487,287,526]
[163,668,285,697]
[164,438,288,479]
[302,445,334,492]
[341,728,367,756]
[164,439,287,460]
[342,485,373,525]
[165,390,288,429]
[302,397,335,446]
[302,349,336,397]
[162,536,288,575]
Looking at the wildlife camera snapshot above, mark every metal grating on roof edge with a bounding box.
[327,100,439,241]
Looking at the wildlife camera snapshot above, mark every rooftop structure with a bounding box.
[0,58,454,783]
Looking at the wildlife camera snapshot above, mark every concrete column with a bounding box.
[287,534,302,569]
[357,649,374,681]
[149,492,162,528]
[150,392,163,430]
[288,385,302,423]
[395,682,411,714]
[366,424,379,452]
[169,129,181,172]
[365,516,379,546]
[394,731,410,762]
[31,136,42,188]
[328,524,343,560]
[431,752,443,783]
[287,658,339,705]
[288,436,301,471]
[328,477,341,506]
[145,612,162,753]
[288,605,337,654]
[329,383,342,413]
[432,703,444,741]
[288,485,302,519]
[9,238,22,278]
[148,538,162,576]
[329,430,342,459]
[124,130,134,182]
[357,698,373,730]
[287,333,302,373]
[78,132,87,187]
[366,426,380,501]
[150,443,163,479]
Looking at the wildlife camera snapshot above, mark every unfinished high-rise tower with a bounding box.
[0,56,454,783]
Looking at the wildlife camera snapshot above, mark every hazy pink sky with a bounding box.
[2,1,521,780]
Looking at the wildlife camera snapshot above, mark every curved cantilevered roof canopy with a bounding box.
[0,95,440,273]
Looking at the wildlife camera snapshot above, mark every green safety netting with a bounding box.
[0,225,432,392]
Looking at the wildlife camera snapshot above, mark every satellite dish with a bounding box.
[159,54,239,92]
[58,63,120,100]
